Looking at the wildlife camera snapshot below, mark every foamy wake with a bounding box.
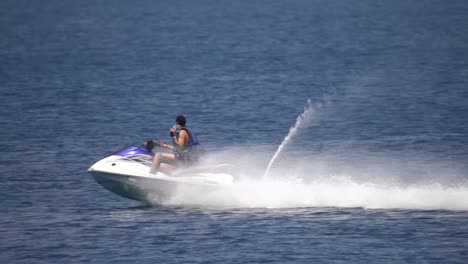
[154,96,468,210]
[161,175,468,211]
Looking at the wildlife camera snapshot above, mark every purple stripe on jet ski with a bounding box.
[111,145,151,156]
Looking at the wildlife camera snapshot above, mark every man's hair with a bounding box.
[175,115,186,126]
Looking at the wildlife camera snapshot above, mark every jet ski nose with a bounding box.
[88,159,105,172]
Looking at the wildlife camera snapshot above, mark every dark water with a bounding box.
[2,0,468,263]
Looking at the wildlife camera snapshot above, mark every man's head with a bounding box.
[175,115,186,127]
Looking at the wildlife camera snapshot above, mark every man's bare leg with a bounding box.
[150,153,176,174]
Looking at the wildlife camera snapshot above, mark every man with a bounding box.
[148,115,201,175]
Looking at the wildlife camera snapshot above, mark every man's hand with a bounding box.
[170,127,177,138]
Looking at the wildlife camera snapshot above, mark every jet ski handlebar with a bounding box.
[144,140,169,151]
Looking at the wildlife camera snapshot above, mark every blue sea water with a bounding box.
[1,0,468,263]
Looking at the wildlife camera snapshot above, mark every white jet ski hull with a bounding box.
[88,154,233,203]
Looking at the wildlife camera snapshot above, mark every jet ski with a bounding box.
[88,145,234,203]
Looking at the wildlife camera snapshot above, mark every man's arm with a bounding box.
[173,130,188,147]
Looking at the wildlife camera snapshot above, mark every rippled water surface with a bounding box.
[1,0,468,263]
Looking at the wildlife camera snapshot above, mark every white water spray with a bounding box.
[263,99,315,178]
[151,133,468,211]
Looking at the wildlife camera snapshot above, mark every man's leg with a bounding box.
[150,152,176,174]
